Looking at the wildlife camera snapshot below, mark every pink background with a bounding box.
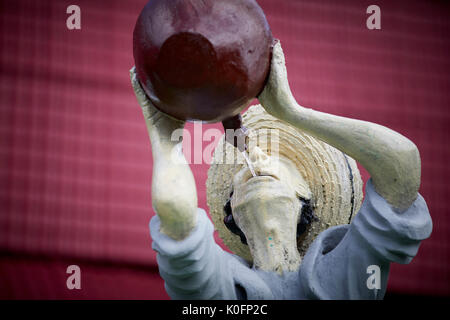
[0,0,449,298]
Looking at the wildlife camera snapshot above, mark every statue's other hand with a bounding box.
[258,40,298,121]
[130,67,197,240]
[130,66,185,138]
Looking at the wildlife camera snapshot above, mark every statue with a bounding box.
[129,40,432,300]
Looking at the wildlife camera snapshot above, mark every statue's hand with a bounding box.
[258,40,298,122]
[130,66,185,141]
[130,66,198,240]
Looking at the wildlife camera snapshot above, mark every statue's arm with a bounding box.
[130,67,198,240]
[259,42,420,212]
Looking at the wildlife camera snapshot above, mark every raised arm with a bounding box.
[259,42,420,212]
[130,67,198,240]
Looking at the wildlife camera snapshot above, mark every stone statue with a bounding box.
[130,41,432,300]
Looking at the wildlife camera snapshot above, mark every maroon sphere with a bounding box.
[133,0,273,122]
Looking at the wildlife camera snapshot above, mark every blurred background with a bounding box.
[0,0,449,299]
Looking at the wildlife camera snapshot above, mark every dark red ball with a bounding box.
[133,0,273,122]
